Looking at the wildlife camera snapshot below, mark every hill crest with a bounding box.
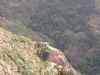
[0,27,81,75]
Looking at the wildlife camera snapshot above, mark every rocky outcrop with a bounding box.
[47,45,71,69]
[36,42,82,75]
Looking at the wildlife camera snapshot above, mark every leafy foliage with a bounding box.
[35,43,50,61]
[0,0,100,75]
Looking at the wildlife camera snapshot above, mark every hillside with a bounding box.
[0,27,81,75]
[0,0,100,75]
[88,0,100,34]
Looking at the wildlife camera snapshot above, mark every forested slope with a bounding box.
[0,0,100,75]
[0,27,82,75]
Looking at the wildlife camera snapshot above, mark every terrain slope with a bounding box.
[0,27,81,75]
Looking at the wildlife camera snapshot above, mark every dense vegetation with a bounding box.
[29,0,95,50]
[0,27,81,75]
[0,0,100,75]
